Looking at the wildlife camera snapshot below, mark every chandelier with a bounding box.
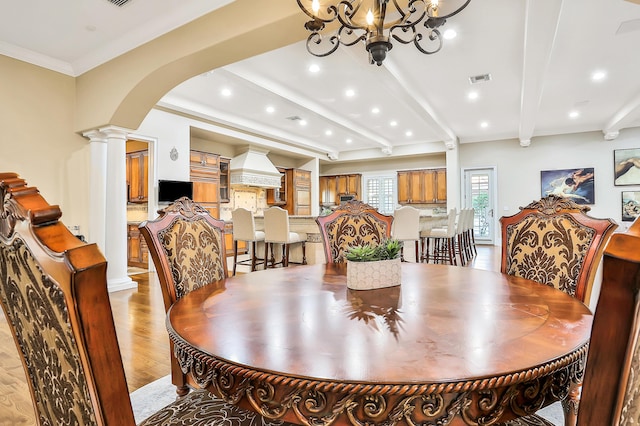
[296,0,471,66]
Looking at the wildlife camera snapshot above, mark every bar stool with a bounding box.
[421,208,458,265]
[264,206,307,267]
[231,207,265,275]
[392,206,421,262]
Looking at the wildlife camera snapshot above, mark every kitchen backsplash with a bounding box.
[220,187,269,221]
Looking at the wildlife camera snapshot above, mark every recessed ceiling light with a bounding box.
[325,130,333,136]
[265,106,275,113]
[480,121,489,128]
[591,70,607,82]
[345,89,355,97]
[221,88,232,97]
[390,120,398,127]
[309,64,320,73]
[569,110,580,119]
[467,91,479,101]
[443,29,457,40]
[371,107,380,114]
[299,119,308,126]
[405,130,413,137]
[346,138,353,144]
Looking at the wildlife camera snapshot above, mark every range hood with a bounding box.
[229,147,282,188]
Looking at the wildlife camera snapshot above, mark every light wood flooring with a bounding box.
[0,245,500,426]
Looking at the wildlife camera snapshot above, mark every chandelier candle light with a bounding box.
[297,0,471,66]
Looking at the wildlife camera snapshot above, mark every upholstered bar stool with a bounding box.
[264,206,307,267]
[231,207,265,275]
[421,208,458,265]
[392,205,421,262]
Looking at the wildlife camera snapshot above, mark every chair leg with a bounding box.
[283,244,289,267]
[414,240,419,263]
[301,242,307,265]
[250,241,257,271]
[400,246,406,262]
[232,240,239,276]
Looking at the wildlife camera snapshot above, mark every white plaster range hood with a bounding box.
[229,147,282,188]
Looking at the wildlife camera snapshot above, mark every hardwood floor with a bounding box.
[0,245,500,426]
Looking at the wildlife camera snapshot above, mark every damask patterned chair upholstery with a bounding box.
[0,173,292,426]
[316,200,393,263]
[139,197,228,395]
[500,195,617,306]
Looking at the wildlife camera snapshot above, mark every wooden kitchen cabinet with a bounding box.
[127,224,148,268]
[267,168,287,206]
[190,150,221,219]
[397,169,447,204]
[268,168,311,215]
[319,174,361,205]
[219,157,230,203]
[126,150,148,203]
[287,168,311,215]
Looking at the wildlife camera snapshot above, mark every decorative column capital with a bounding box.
[82,129,107,143]
[603,130,619,141]
[444,138,458,150]
[98,125,132,141]
[519,138,531,147]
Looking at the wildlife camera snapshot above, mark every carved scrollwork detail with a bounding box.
[521,194,591,215]
[158,196,209,217]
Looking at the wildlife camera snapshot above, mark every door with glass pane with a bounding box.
[464,168,495,244]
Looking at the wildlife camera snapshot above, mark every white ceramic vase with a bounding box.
[346,257,402,290]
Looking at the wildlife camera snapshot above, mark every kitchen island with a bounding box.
[246,214,447,265]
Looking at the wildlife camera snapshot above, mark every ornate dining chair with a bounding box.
[139,197,228,396]
[499,195,617,306]
[391,205,421,262]
[0,173,290,426]
[503,218,640,425]
[316,200,393,263]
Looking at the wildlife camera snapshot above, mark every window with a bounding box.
[364,175,396,214]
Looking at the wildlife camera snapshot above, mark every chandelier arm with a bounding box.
[413,30,443,55]
[306,33,342,57]
[338,27,368,47]
[296,0,339,23]
[426,0,472,20]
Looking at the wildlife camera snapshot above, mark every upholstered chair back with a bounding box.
[0,173,137,425]
[140,197,227,310]
[316,200,393,263]
[499,195,617,305]
[391,206,420,241]
[232,207,259,242]
[264,206,291,243]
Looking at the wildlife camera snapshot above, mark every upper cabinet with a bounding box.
[190,150,220,219]
[219,157,230,203]
[319,174,362,205]
[266,168,287,206]
[126,150,148,203]
[397,169,446,204]
[268,168,311,215]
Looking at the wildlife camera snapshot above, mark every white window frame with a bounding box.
[362,173,397,214]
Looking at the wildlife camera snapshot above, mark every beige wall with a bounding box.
[0,55,89,233]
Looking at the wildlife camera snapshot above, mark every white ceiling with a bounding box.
[3,0,640,161]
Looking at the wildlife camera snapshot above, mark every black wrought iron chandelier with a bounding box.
[297,0,471,66]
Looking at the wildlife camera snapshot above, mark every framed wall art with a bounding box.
[614,148,640,186]
[622,191,640,222]
[540,168,595,205]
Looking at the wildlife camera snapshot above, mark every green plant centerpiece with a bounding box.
[345,239,402,290]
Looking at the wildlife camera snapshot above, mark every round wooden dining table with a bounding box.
[166,263,592,425]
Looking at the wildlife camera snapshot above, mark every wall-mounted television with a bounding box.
[158,180,193,203]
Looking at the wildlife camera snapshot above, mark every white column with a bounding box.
[101,126,136,292]
[83,130,108,253]
[446,145,460,212]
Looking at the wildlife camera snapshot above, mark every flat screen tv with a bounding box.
[158,180,193,203]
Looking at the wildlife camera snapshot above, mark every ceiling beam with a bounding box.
[603,89,640,140]
[518,0,564,147]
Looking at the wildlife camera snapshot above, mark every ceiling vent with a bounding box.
[469,73,492,84]
[285,116,303,121]
[106,0,132,6]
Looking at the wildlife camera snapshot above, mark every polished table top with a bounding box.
[167,263,592,425]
